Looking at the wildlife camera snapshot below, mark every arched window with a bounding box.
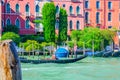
[2,0,4,6]
[85,12,89,23]
[56,6,59,14]
[76,21,80,30]
[6,3,10,13]
[108,12,112,21]
[36,5,40,12]
[25,4,29,12]
[96,12,100,24]
[96,1,100,9]
[25,19,30,29]
[76,6,80,15]
[6,18,11,25]
[16,4,19,13]
[69,20,72,30]
[108,2,112,9]
[2,20,4,27]
[15,19,20,28]
[85,1,89,9]
[69,6,73,14]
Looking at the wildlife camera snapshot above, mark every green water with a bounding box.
[21,57,120,80]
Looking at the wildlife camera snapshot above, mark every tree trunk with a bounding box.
[0,40,22,80]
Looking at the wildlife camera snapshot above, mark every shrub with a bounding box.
[3,25,19,34]
[2,32,20,44]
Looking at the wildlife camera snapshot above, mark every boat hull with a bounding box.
[20,55,87,64]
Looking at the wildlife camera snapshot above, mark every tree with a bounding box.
[2,32,20,44]
[71,30,81,43]
[58,8,68,42]
[74,27,115,51]
[42,3,56,42]
[3,25,19,34]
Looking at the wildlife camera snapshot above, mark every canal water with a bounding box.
[21,57,120,80]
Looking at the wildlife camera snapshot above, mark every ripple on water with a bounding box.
[22,57,120,80]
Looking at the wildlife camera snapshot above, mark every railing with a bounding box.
[56,13,59,18]
[71,0,81,2]
[26,12,30,16]
[35,27,43,32]
[35,12,42,17]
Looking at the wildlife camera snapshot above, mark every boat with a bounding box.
[102,50,113,57]
[112,51,120,57]
[94,51,104,57]
[20,55,87,64]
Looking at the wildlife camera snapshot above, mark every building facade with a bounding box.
[84,0,120,29]
[1,0,36,35]
[53,0,84,35]
[0,0,84,35]
[84,0,120,47]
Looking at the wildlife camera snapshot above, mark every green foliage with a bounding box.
[71,30,81,42]
[20,40,42,52]
[3,25,19,34]
[33,20,42,24]
[70,27,115,51]
[67,41,74,48]
[21,35,44,43]
[42,3,56,42]
[58,8,68,42]
[2,32,20,44]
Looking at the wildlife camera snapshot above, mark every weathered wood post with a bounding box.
[0,40,22,80]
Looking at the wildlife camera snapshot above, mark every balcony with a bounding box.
[35,12,42,17]
[71,0,81,3]
[35,24,43,33]
[26,12,30,17]
[56,13,59,19]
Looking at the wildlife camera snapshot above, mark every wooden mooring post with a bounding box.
[0,40,22,80]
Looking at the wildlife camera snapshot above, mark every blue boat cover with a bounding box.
[55,48,69,59]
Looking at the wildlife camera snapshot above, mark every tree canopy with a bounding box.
[58,8,68,42]
[70,27,115,51]
[2,32,20,44]
[42,3,56,42]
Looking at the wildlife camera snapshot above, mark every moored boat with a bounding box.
[20,55,87,64]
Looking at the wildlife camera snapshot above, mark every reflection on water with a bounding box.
[22,57,120,80]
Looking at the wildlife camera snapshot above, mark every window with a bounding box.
[76,6,80,15]
[25,19,30,29]
[96,12,100,24]
[2,0,4,6]
[108,12,112,21]
[25,4,29,12]
[6,3,10,13]
[2,20,4,27]
[6,18,11,25]
[96,1,100,9]
[85,12,89,23]
[55,20,59,29]
[15,19,20,28]
[63,4,65,8]
[108,2,112,9]
[76,21,80,30]
[85,1,89,9]
[69,20,73,30]
[35,5,40,13]
[69,6,73,14]
[108,26,112,29]
[16,4,19,13]
[56,6,59,14]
